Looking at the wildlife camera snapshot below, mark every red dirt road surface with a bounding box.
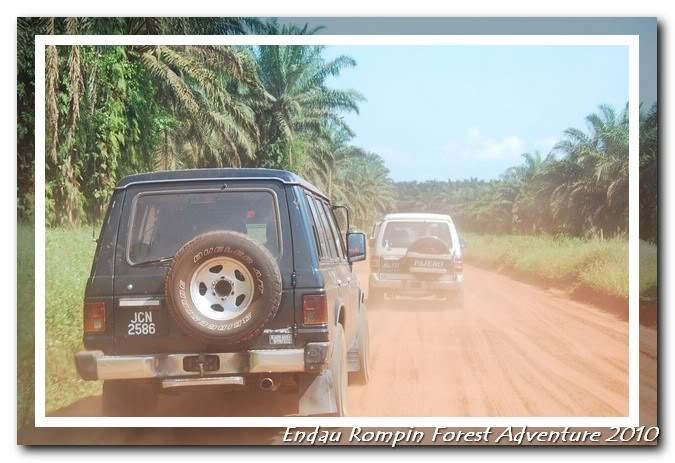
[350,264,629,417]
[22,263,655,444]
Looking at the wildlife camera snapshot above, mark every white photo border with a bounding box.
[34,33,640,428]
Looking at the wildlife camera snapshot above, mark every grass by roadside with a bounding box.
[462,233,657,302]
[44,228,101,415]
[17,224,100,427]
[17,224,35,428]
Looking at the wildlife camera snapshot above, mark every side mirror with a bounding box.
[347,232,367,263]
[459,238,467,250]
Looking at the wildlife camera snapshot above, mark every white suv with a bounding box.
[368,213,464,307]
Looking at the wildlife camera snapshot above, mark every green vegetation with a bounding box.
[17,17,395,231]
[395,104,658,243]
[44,228,100,413]
[17,225,100,427]
[17,224,35,427]
[463,233,657,301]
[16,17,657,237]
[637,242,658,301]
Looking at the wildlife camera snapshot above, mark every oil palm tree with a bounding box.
[302,124,363,197]
[25,17,264,224]
[29,17,262,168]
[639,103,657,241]
[251,43,364,170]
[141,44,264,168]
[553,103,629,236]
[331,152,396,230]
[509,151,556,232]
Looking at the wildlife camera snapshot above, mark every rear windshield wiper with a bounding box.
[134,256,175,266]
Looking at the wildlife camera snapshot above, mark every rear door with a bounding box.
[112,180,295,354]
[304,194,345,335]
[378,220,456,281]
[316,198,356,343]
[322,201,358,344]
[376,220,410,278]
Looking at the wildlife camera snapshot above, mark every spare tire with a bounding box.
[405,236,453,280]
[165,231,282,346]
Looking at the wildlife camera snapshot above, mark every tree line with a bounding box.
[17,17,656,242]
[395,103,657,242]
[17,17,395,231]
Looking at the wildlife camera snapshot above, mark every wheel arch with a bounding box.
[335,302,346,331]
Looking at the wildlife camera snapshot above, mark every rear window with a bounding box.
[127,190,280,264]
[381,221,453,249]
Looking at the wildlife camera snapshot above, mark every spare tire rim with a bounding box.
[189,256,255,321]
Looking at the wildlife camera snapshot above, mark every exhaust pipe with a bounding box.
[259,377,278,391]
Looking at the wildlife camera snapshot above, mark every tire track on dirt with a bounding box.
[349,264,630,417]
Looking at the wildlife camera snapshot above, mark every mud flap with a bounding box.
[298,369,337,416]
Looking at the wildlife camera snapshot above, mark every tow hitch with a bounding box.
[183,354,220,376]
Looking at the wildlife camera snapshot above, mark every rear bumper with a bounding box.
[75,343,331,381]
[369,273,463,292]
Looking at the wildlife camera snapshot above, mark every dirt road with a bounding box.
[350,264,629,417]
[23,263,654,444]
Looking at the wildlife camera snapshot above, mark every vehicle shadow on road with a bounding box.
[19,420,285,445]
[24,389,298,443]
[50,388,298,418]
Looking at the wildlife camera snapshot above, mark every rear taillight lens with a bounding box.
[303,294,328,325]
[84,301,106,333]
[454,257,463,273]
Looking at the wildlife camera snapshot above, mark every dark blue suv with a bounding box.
[75,168,369,416]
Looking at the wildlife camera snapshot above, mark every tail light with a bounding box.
[303,294,328,325]
[454,257,464,273]
[84,301,106,333]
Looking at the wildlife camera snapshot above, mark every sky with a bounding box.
[322,45,629,182]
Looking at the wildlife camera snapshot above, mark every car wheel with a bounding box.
[165,231,282,346]
[329,324,348,416]
[102,380,159,416]
[349,306,370,385]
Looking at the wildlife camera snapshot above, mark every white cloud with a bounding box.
[445,128,525,161]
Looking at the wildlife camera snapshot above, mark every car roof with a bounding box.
[116,168,327,199]
[383,212,453,222]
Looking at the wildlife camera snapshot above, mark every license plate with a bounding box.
[408,280,426,289]
[269,333,293,345]
[125,309,160,336]
[381,259,401,270]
